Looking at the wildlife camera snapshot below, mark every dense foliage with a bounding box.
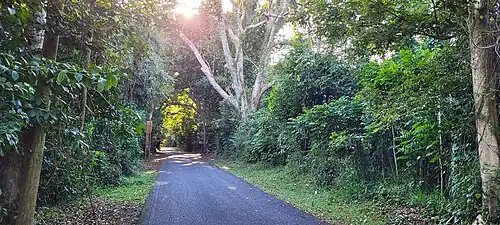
[0,1,174,223]
[219,40,482,223]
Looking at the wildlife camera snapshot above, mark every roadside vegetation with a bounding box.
[35,170,157,225]
[215,161,388,225]
[0,1,171,224]
[95,171,157,204]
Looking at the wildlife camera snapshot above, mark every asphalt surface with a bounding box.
[141,150,327,225]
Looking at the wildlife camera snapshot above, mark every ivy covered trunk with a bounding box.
[0,2,59,224]
[469,1,500,219]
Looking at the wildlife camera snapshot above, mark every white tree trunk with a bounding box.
[179,32,239,109]
[179,0,289,115]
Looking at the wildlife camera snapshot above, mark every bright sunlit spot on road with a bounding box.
[174,0,233,18]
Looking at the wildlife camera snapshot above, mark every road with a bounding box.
[141,149,327,225]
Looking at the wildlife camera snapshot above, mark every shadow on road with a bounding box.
[149,147,205,167]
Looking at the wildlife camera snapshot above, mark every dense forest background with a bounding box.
[1,0,500,224]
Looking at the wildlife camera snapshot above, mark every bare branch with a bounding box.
[245,20,267,32]
[219,25,236,75]
[221,18,240,45]
[263,12,289,19]
[179,31,238,108]
[250,0,289,109]
[261,81,275,94]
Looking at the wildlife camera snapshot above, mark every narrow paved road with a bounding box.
[142,149,327,225]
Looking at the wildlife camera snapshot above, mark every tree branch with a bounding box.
[219,24,236,76]
[221,17,240,45]
[179,31,238,108]
[245,20,267,32]
[261,81,274,94]
[413,31,455,40]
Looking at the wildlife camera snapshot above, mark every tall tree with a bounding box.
[179,0,290,115]
[468,0,500,219]
[0,1,59,224]
[292,0,500,219]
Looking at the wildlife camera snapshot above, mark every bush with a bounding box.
[213,102,240,157]
[230,115,260,162]
[38,105,145,205]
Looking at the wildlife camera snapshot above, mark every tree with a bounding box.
[0,0,174,223]
[178,0,290,115]
[468,0,500,219]
[162,89,197,151]
[292,0,500,220]
[0,1,55,223]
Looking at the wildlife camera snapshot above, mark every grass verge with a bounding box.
[214,160,386,225]
[95,170,157,204]
[36,170,158,224]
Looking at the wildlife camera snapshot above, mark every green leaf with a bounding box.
[97,78,106,92]
[11,71,19,81]
[105,76,115,90]
[0,65,8,73]
[429,154,440,164]
[7,7,16,15]
[75,72,83,82]
[57,71,68,83]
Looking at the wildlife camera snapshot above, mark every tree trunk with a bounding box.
[438,109,444,196]
[15,26,58,225]
[0,3,59,224]
[469,1,500,219]
[80,0,94,132]
[14,119,48,225]
[391,125,398,177]
[0,150,24,224]
[178,0,289,116]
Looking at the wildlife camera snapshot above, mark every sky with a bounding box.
[174,0,233,18]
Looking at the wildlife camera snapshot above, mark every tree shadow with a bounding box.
[151,147,205,166]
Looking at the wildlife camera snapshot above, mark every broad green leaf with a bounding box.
[57,71,68,83]
[7,7,16,15]
[11,71,19,81]
[0,65,8,73]
[105,76,115,90]
[97,78,106,92]
[75,72,83,82]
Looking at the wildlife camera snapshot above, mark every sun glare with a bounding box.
[174,0,202,18]
[221,0,232,12]
[174,0,233,18]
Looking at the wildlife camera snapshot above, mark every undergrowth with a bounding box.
[35,171,157,224]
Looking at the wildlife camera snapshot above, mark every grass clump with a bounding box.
[214,160,386,225]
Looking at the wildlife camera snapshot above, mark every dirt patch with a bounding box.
[141,153,164,172]
[36,197,141,225]
[36,156,160,225]
[388,206,431,225]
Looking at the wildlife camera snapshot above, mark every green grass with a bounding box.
[95,170,157,204]
[214,160,386,225]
